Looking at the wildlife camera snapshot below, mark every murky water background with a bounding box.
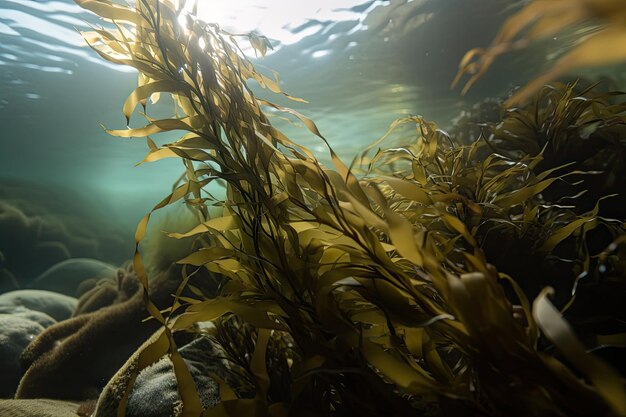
[1,0,622,268]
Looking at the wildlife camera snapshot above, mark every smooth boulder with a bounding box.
[0,308,55,398]
[0,290,77,321]
[0,306,56,328]
[29,258,117,296]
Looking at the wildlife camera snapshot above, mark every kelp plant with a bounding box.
[75,0,626,416]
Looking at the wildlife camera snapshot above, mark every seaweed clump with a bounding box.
[448,81,626,313]
[74,0,626,416]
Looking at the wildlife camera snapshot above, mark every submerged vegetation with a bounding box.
[73,0,626,416]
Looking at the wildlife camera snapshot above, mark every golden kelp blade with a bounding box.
[452,0,626,105]
[534,288,626,415]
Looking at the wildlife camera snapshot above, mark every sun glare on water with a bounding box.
[177,0,371,52]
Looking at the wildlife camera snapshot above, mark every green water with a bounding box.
[0,0,621,271]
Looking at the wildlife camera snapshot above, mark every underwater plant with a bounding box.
[16,266,168,400]
[67,0,626,416]
[485,82,626,212]
[452,0,626,105]
[444,81,626,312]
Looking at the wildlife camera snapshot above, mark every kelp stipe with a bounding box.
[75,1,626,416]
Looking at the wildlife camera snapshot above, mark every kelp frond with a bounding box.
[74,1,626,416]
[452,0,626,105]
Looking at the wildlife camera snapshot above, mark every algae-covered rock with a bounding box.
[94,333,223,417]
[29,258,117,296]
[0,289,77,321]
[0,399,80,417]
[125,336,221,417]
[74,268,139,316]
[16,268,177,401]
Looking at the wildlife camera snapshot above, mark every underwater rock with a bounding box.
[125,336,221,417]
[0,309,54,398]
[0,201,72,285]
[15,266,204,401]
[0,290,77,321]
[0,180,132,280]
[0,399,81,417]
[0,306,57,329]
[92,331,227,417]
[15,288,154,400]
[29,258,117,296]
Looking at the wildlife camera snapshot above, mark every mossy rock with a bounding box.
[126,336,220,417]
[0,399,80,417]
